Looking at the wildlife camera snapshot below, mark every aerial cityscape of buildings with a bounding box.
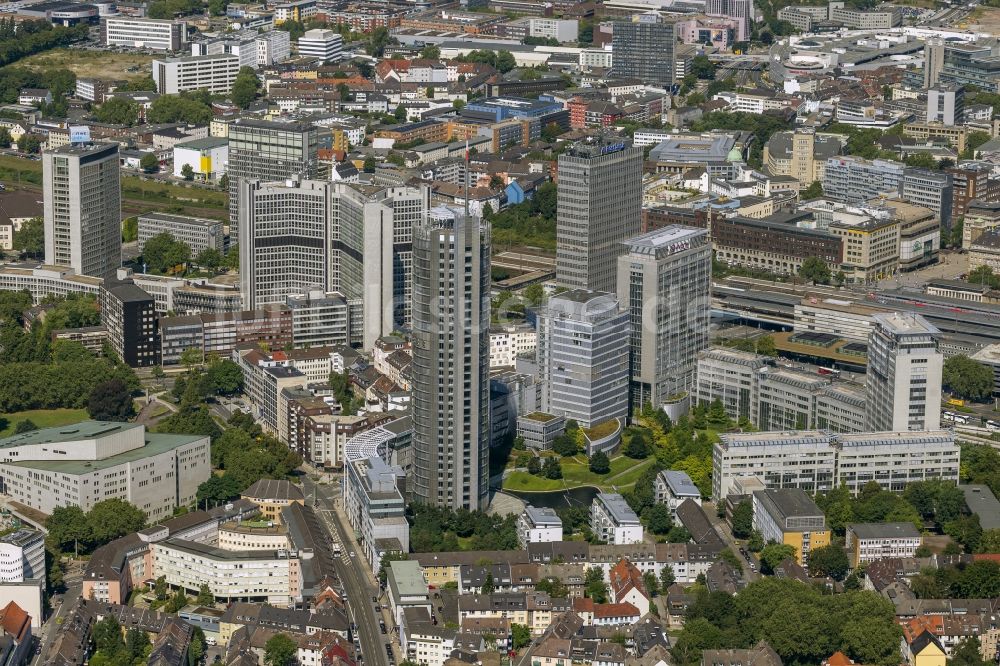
[0,0,999,665]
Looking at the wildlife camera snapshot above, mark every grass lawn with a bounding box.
[19,48,155,82]
[122,177,228,210]
[502,472,566,492]
[0,408,89,437]
[503,454,657,493]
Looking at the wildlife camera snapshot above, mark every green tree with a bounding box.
[125,627,150,663]
[143,232,191,273]
[165,589,188,613]
[14,419,37,434]
[943,355,994,401]
[92,614,124,656]
[205,358,243,395]
[807,544,849,580]
[365,26,393,57]
[12,217,43,258]
[731,500,753,538]
[798,256,831,285]
[195,247,222,271]
[585,567,608,602]
[231,66,259,108]
[265,633,298,666]
[690,54,716,79]
[180,163,194,180]
[543,456,562,479]
[18,134,41,154]
[87,498,145,545]
[949,637,990,666]
[154,575,168,601]
[196,583,214,606]
[0,128,11,148]
[45,505,91,556]
[660,565,675,589]
[802,180,823,199]
[759,542,797,574]
[87,378,135,421]
[481,572,494,594]
[645,503,673,535]
[552,434,578,457]
[139,152,158,173]
[419,44,441,59]
[95,97,138,125]
[196,475,241,506]
[511,623,531,650]
[979,528,1000,553]
[588,451,610,474]
[122,216,138,243]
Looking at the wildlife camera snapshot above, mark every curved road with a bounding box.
[302,475,389,666]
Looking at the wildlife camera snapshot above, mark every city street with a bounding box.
[301,474,390,666]
[33,578,82,665]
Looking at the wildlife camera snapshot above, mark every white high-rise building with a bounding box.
[712,429,959,500]
[618,225,711,408]
[152,54,240,94]
[865,312,942,432]
[43,142,121,278]
[238,178,332,310]
[102,17,187,51]
[257,30,290,66]
[332,184,431,350]
[298,29,343,62]
[410,206,490,510]
[538,289,629,436]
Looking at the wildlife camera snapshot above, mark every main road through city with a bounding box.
[301,474,389,666]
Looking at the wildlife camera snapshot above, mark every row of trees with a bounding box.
[407,502,520,553]
[0,21,87,70]
[46,498,146,557]
[672,578,902,666]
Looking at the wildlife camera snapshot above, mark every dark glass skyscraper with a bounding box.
[556,139,643,293]
[612,15,676,86]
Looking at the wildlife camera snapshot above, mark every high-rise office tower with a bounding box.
[43,142,121,278]
[617,225,711,408]
[612,13,676,86]
[927,85,965,126]
[228,118,319,243]
[924,39,945,88]
[238,178,332,310]
[410,206,490,510]
[706,0,752,40]
[556,140,642,292]
[537,289,629,431]
[866,312,942,432]
[332,184,431,349]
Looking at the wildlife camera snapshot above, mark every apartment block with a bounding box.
[100,281,158,368]
[590,493,642,545]
[654,470,702,519]
[137,212,224,256]
[517,506,563,548]
[343,456,409,573]
[153,54,240,95]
